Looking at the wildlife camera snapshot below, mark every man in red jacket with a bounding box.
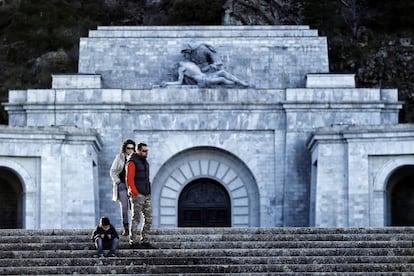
[125,142,155,249]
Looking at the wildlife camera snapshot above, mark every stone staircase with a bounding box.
[0,227,414,275]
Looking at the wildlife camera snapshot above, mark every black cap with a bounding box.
[100,216,110,226]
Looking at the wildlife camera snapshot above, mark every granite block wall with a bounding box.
[308,125,414,227]
[78,26,328,89]
[0,126,102,228]
[2,26,407,228]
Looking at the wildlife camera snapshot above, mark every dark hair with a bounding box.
[100,216,110,226]
[137,142,148,150]
[120,139,136,154]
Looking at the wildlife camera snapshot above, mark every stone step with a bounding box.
[2,263,414,274]
[1,233,413,243]
[1,227,413,275]
[150,227,414,235]
[1,240,413,251]
[1,255,414,267]
[3,247,414,259]
[140,274,412,276]
[2,227,414,236]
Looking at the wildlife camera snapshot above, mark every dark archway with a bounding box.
[389,165,414,226]
[178,178,231,227]
[0,167,23,229]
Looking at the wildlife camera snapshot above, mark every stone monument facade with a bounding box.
[1,26,413,229]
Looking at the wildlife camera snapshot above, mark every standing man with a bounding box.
[125,142,154,249]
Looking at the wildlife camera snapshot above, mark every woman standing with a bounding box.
[110,139,136,235]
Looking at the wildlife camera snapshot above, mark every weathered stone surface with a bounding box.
[52,74,102,89]
[78,26,328,89]
[308,124,414,227]
[0,227,414,275]
[0,25,411,230]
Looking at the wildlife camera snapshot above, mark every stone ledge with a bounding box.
[52,74,102,89]
[306,74,355,88]
[88,29,319,38]
[97,25,311,31]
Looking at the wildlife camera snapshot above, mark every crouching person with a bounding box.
[91,216,119,258]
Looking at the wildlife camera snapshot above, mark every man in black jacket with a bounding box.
[126,142,155,249]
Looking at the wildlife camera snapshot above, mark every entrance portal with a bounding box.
[389,165,414,226]
[178,178,231,227]
[0,167,23,228]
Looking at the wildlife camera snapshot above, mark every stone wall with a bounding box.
[0,126,102,228]
[2,25,407,228]
[78,26,328,89]
[308,124,414,227]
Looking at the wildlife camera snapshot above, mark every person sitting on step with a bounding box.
[91,216,119,258]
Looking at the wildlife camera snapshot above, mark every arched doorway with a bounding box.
[0,167,23,229]
[152,147,260,228]
[178,178,231,227]
[388,165,414,226]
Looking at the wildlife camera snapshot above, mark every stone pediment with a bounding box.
[78,26,329,89]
